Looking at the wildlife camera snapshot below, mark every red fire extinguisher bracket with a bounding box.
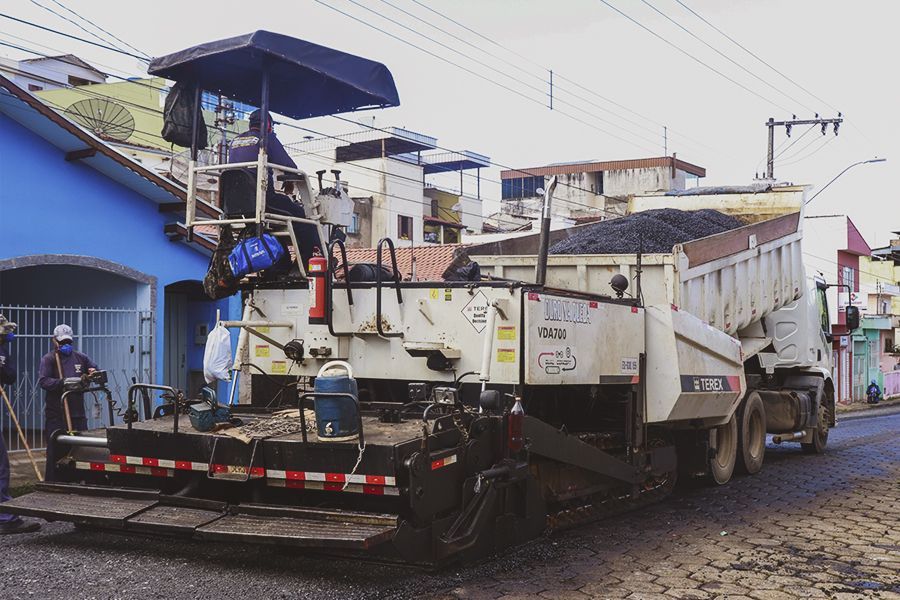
[308,247,327,325]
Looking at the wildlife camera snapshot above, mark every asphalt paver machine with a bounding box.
[5,32,838,567]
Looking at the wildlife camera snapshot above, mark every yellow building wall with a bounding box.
[860,256,900,315]
[423,188,462,224]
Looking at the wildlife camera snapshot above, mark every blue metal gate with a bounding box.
[0,305,152,451]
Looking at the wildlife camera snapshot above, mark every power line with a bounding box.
[376,0,712,156]
[312,0,660,154]
[43,0,151,59]
[672,0,836,113]
[28,0,141,61]
[340,0,664,150]
[638,0,816,114]
[779,135,836,168]
[406,0,718,154]
[0,12,148,61]
[773,125,816,160]
[598,0,792,113]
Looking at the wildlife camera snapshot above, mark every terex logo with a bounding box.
[693,377,724,392]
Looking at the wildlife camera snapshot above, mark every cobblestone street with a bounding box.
[435,408,900,600]
[1,409,898,600]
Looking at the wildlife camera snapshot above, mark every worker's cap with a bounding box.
[53,324,74,342]
[248,109,273,127]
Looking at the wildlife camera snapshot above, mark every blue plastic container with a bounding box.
[314,361,360,440]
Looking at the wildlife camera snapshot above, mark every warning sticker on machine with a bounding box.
[497,348,516,363]
[429,289,439,300]
[271,361,287,374]
[497,326,516,340]
[462,291,490,332]
[444,289,453,301]
[255,344,270,358]
[537,347,577,374]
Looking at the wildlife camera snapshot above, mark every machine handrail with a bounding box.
[326,238,354,338]
[61,386,114,433]
[127,384,184,434]
[375,237,403,338]
[297,391,364,447]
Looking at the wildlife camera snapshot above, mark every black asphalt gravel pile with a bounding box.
[549,208,743,254]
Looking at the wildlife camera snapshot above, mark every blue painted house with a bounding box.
[0,75,240,444]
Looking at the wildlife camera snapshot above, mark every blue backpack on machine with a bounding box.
[227,233,285,278]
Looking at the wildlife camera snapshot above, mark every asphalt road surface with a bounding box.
[1,408,898,600]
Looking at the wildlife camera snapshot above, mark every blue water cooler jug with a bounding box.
[313,361,360,440]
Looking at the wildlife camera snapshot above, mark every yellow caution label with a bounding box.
[257,326,270,334]
[271,361,287,374]
[496,348,516,363]
[497,326,516,340]
[255,345,270,358]
[444,289,453,301]
[429,289,439,300]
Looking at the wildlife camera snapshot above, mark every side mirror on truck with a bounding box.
[845,306,860,331]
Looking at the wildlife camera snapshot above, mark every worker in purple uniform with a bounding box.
[0,316,41,534]
[38,324,98,436]
[228,109,317,265]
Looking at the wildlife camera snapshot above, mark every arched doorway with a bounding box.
[0,255,154,451]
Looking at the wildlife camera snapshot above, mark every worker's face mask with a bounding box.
[58,343,73,356]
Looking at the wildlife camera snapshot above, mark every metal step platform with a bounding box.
[4,483,397,550]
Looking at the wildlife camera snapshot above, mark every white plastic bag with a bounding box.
[203,323,233,384]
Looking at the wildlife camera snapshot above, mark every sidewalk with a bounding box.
[7,449,45,489]
[835,395,900,414]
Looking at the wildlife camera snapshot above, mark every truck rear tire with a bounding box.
[737,392,766,475]
[709,413,738,485]
[801,404,829,454]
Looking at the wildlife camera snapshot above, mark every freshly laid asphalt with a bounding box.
[1,406,898,600]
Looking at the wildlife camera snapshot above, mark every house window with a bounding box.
[840,266,855,291]
[398,215,413,241]
[27,84,43,91]
[348,213,360,234]
[501,176,544,200]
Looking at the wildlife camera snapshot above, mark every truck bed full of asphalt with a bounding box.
[549,208,743,255]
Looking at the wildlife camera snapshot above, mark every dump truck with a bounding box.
[3,33,845,567]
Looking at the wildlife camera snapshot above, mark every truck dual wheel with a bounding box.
[708,413,738,485]
[737,392,766,475]
[801,404,830,454]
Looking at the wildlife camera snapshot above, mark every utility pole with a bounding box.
[214,94,236,164]
[765,113,842,180]
[663,126,667,156]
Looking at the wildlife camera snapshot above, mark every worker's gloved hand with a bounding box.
[81,373,92,385]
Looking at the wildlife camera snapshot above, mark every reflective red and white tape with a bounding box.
[74,461,172,478]
[430,454,458,471]
[267,479,400,496]
[79,454,399,487]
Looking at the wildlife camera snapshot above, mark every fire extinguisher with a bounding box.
[308,247,327,325]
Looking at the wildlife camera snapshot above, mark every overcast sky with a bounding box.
[3,0,897,245]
